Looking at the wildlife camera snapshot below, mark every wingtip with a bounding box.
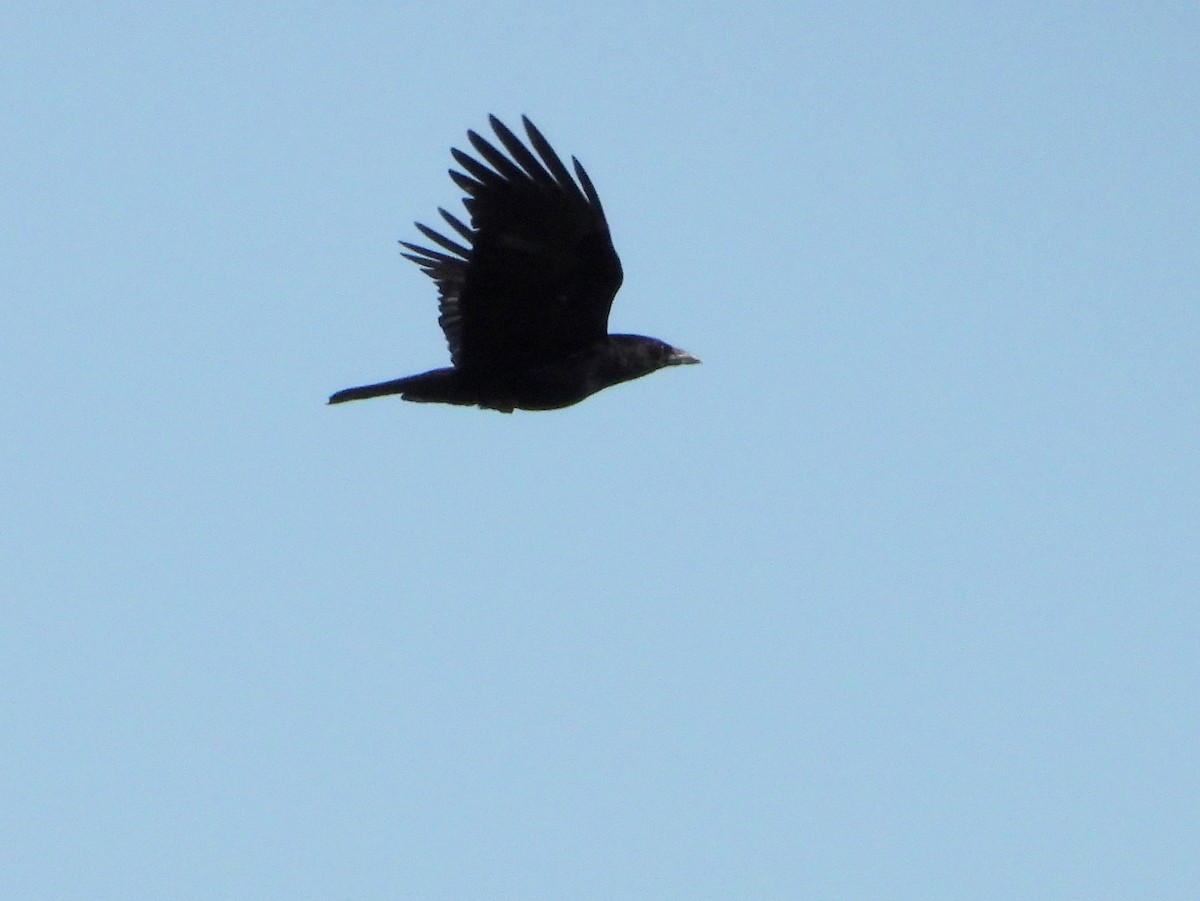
[522,116,546,142]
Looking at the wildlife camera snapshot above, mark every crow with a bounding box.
[328,115,699,413]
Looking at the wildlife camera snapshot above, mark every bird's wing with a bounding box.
[400,116,623,372]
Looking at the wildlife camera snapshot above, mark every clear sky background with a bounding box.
[4,3,1198,898]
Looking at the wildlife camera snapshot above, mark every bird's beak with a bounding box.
[668,348,701,366]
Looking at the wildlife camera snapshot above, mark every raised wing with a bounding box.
[400,116,623,372]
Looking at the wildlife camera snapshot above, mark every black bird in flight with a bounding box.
[328,115,699,413]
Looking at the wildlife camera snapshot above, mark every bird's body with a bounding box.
[329,116,698,412]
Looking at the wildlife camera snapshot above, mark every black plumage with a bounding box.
[328,115,698,413]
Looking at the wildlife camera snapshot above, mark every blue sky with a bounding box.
[4,3,1198,897]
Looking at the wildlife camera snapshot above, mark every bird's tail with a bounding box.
[328,377,413,404]
[327,367,474,406]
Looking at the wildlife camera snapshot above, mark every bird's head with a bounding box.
[606,335,701,380]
